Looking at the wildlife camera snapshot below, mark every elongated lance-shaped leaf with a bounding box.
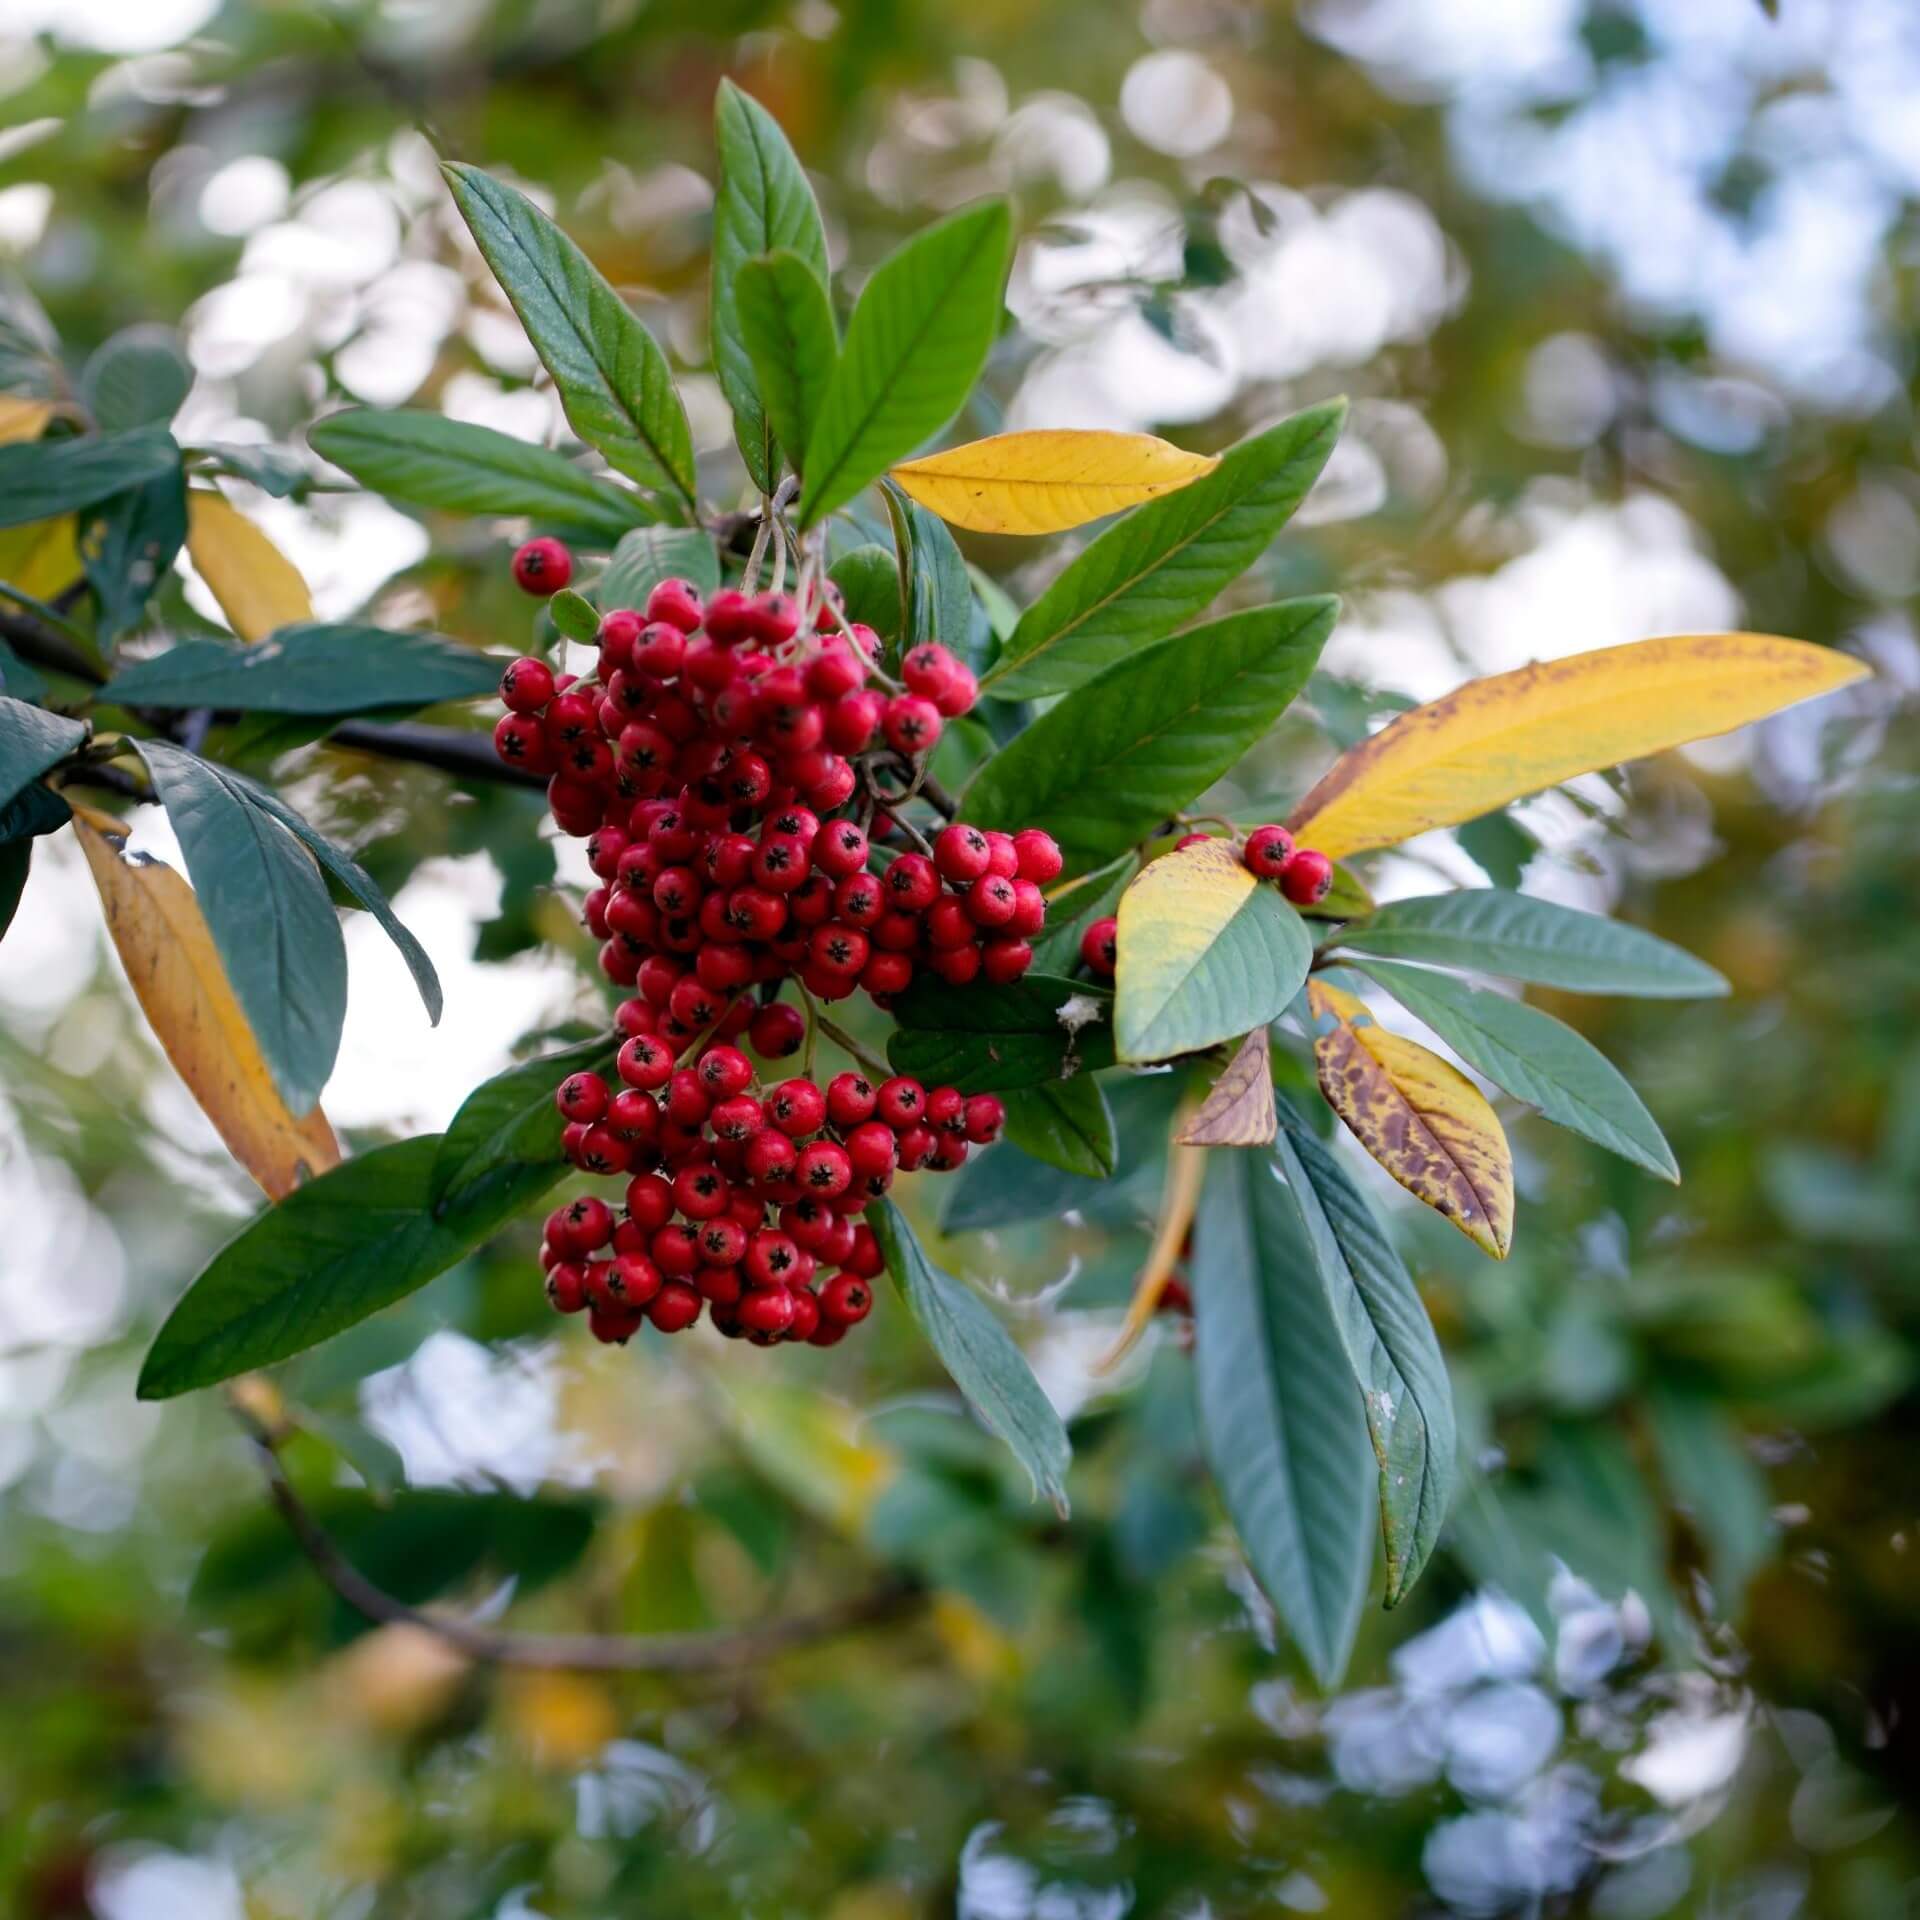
[1194,1147,1377,1686]
[711,83,832,492]
[184,489,313,640]
[0,422,180,528]
[799,200,1012,526]
[736,250,839,478]
[0,694,88,812]
[444,163,696,505]
[135,740,346,1113]
[308,407,653,540]
[1351,956,1679,1181]
[1272,1100,1458,1603]
[984,402,1345,698]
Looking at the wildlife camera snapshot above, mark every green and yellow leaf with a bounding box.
[71,804,338,1199]
[185,489,313,642]
[1306,978,1513,1259]
[0,396,57,445]
[1288,632,1870,859]
[890,430,1220,536]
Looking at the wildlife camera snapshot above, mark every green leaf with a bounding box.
[1647,1386,1775,1609]
[1335,890,1728,998]
[429,1034,618,1238]
[442,163,696,504]
[190,441,307,498]
[0,423,182,529]
[888,971,1114,1092]
[0,694,88,811]
[216,770,442,1026]
[964,599,1335,878]
[104,624,505,716]
[1114,862,1312,1066]
[134,739,347,1113]
[0,777,69,845]
[308,407,652,541]
[712,83,832,492]
[1350,957,1679,1180]
[799,200,1012,526]
[593,524,720,611]
[547,588,602,645]
[1272,1102,1457,1603]
[1029,856,1133,975]
[884,482,972,653]
[139,1137,470,1399]
[999,1074,1116,1178]
[0,637,48,703]
[80,325,193,431]
[80,455,187,641]
[827,542,899,641]
[1193,1147,1376,1687]
[869,1197,1071,1512]
[736,249,839,482]
[984,401,1346,698]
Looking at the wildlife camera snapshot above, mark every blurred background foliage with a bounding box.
[3,0,1919,1914]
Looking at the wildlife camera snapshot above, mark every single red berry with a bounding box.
[845,1121,898,1180]
[633,620,688,678]
[883,853,939,913]
[769,1077,829,1137]
[673,1163,731,1221]
[982,832,1020,881]
[702,587,757,645]
[814,820,870,879]
[576,1125,631,1176]
[846,1225,884,1279]
[710,1095,765,1142]
[493,712,551,771]
[648,1280,703,1333]
[809,923,871,979]
[901,642,960,701]
[739,1286,797,1336]
[964,1093,1006,1144]
[513,536,571,595]
[1243,824,1295,879]
[610,1253,663,1307]
[965,873,1019,928]
[697,1045,754,1098]
[1280,848,1334,905]
[981,936,1032,984]
[826,1071,876,1129]
[787,1286,822,1342]
[933,664,978,717]
[882,694,942,756]
[806,642,866,700]
[607,1089,660,1141]
[748,1002,806,1059]
[860,950,914,997]
[875,1076,926,1128]
[597,608,644,674]
[645,576,705,633]
[555,1070,610,1125]
[751,591,801,645]
[1081,916,1118,978]
[500,655,556,713]
[546,1262,589,1314]
[698,1218,748,1268]
[744,1127,800,1185]
[819,1272,874,1326]
[934,823,993,885]
[664,1067,713,1127]
[1006,879,1047,938]
[617,1033,673,1091]
[1012,828,1063,884]
[745,1230,801,1289]
[928,942,982,986]
[824,690,882,753]
[551,1194,615,1257]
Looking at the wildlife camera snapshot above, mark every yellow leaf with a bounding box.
[0,396,57,445]
[185,489,313,641]
[721,1377,896,1536]
[0,515,82,599]
[889,430,1220,536]
[1175,1025,1277,1147]
[1307,978,1513,1259]
[1287,633,1871,859]
[71,804,339,1198]
[1097,1120,1204,1373]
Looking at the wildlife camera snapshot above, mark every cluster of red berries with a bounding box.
[493,542,1054,1018]
[495,538,1055,1351]
[1074,826,1334,981]
[539,995,1005,1348]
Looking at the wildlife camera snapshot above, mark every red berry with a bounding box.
[648,1280,703,1333]
[846,1121,898,1180]
[745,1230,801,1289]
[860,950,914,996]
[846,1225,884,1279]
[739,1286,797,1336]
[981,936,1032,984]
[598,608,643,674]
[748,1002,806,1058]
[751,591,801,645]
[928,942,982,986]
[815,820,871,879]
[1280,848,1334,905]
[493,712,551,770]
[933,664,978,717]
[1243,824,1295,879]
[966,873,1019,928]
[1081,915,1118,978]
[934,823,993,884]
[883,853,939,913]
[1012,828,1063,884]
[513,536,571,596]
[787,1287,821,1342]
[810,923,870,979]
[551,1194,615,1257]
[500,655,556,712]
[744,1127,799,1184]
[982,832,1020,881]
[610,1253,662,1307]
[645,576,705,633]
[576,1125,631,1176]
[555,1070,609,1124]
[607,1089,660,1141]
[768,1077,829,1137]
[1174,831,1212,851]
[882,694,943,756]
[546,1262,589,1314]
[875,1076,925,1128]
[1006,879,1047,937]
[806,643,865,700]
[617,1033,673,1091]
[964,1093,1005,1144]
[673,1162,731,1220]
[543,690,597,744]
[698,1218,749,1268]
[633,621,687,678]
[819,1272,874,1326]
[697,1044,754,1098]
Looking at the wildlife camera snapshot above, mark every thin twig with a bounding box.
[236,1409,921,1673]
[330,719,546,789]
[814,1011,891,1082]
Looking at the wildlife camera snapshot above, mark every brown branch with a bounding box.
[331,719,545,789]
[238,1410,921,1673]
[0,608,104,686]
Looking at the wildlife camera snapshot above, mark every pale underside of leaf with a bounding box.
[70,805,338,1198]
[1175,1025,1278,1147]
[1288,632,1871,859]
[890,430,1220,535]
[1307,978,1513,1259]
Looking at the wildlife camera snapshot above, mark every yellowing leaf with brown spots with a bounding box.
[890,430,1220,536]
[1307,977,1513,1259]
[72,804,338,1198]
[1176,1025,1277,1147]
[1287,633,1870,859]
[185,489,313,641]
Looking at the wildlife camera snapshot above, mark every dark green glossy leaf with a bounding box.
[1352,956,1679,1180]
[1335,889,1728,998]
[799,200,1012,526]
[0,694,88,811]
[80,326,192,431]
[80,453,187,640]
[736,250,838,486]
[105,624,504,717]
[0,777,70,845]
[134,740,346,1113]
[964,599,1335,878]
[1029,856,1133,975]
[594,525,720,611]
[984,402,1345,698]
[1194,1146,1375,1686]
[308,407,651,540]
[828,542,900,641]
[0,637,48,703]
[884,482,972,653]
[443,163,696,503]
[869,1197,1071,1512]
[712,83,831,492]
[999,1074,1116,1178]
[889,971,1114,1092]
[0,423,181,529]
[1272,1100,1457,1603]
